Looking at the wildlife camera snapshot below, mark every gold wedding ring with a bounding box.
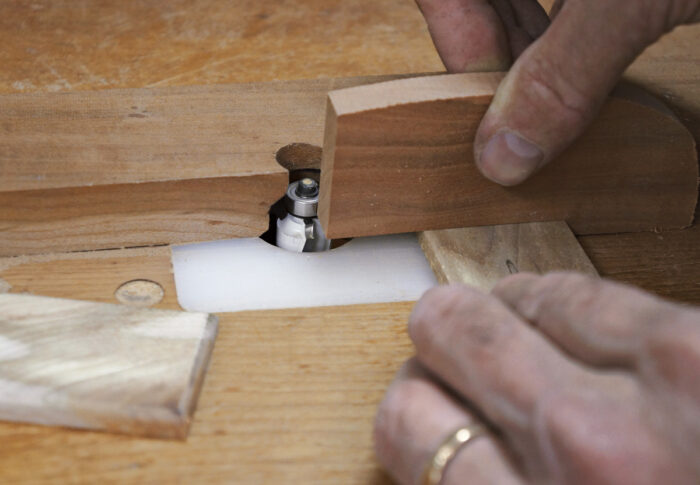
[422,424,487,485]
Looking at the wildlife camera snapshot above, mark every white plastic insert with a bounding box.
[171,234,438,313]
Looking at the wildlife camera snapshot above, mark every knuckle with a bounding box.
[411,286,516,358]
[409,285,486,346]
[639,0,696,37]
[539,271,599,294]
[517,56,594,132]
[529,272,602,316]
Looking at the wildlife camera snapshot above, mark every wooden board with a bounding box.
[625,25,700,141]
[0,247,414,483]
[0,293,217,439]
[3,0,698,147]
[0,0,698,483]
[0,227,698,483]
[0,74,413,257]
[419,222,597,289]
[579,226,700,305]
[0,1,440,93]
[3,26,699,257]
[318,72,698,239]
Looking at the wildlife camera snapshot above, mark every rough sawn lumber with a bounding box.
[318,72,699,239]
[419,222,598,290]
[0,293,217,439]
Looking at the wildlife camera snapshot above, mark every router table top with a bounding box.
[1,1,698,483]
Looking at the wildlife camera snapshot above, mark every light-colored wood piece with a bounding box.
[0,293,217,439]
[0,74,412,257]
[1,295,413,483]
[319,72,698,239]
[419,222,598,289]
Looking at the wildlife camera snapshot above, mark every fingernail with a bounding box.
[478,132,544,186]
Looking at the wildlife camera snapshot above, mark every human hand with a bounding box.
[416,0,700,185]
[374,272,700,484]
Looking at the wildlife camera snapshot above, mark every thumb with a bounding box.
[474,0,685,186]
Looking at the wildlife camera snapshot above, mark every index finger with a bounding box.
[416,0,511,71]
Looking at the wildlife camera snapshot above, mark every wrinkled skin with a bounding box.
[374,273,700,484]
[414,0,700,185]
[374,2,700,483]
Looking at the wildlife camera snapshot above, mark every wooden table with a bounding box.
[1,1,698,483]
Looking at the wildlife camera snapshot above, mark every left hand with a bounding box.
[374,272,700,484]
[415,0,700,186]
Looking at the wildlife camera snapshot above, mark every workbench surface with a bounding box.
[1,1,698,483]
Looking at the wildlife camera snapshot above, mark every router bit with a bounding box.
[276,178,331,253]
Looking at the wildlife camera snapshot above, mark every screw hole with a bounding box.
[115,279,164,307]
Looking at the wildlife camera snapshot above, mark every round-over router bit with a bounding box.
[276,178,331,253]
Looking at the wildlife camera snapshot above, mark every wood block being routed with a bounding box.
[419,222,598,290]
[0,74,409,257]
[319,72,699,239]
[0,293,217,439]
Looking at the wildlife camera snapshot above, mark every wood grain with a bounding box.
[0,0,698,483]
[0,74,414,257]
[0,229,698,483]
[580,225,700,305]
[0,246,413,483]
[1,78,370,193]
[0,293,217,439]
[625,25,700,142]
[319,72,698,239]
[420,222,598,289]
[0,0,441,93]
[3,0,697,145]
[0,246,178,308]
